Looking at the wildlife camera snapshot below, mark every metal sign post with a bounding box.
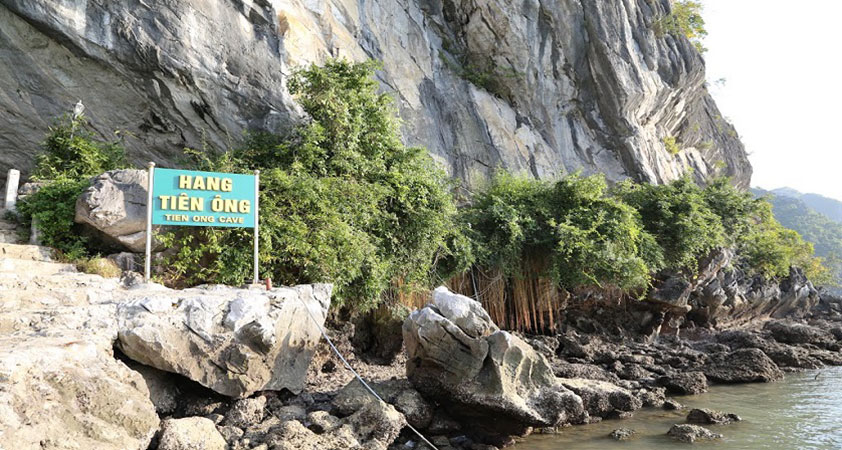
[253,169,260,285]
[145,165,259,284]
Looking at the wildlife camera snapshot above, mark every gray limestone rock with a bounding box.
[157,417,227,450]
[667,424,723,443]
[75,169,149,252]
[0,0,750,192]
[704,348,784,383]
[117,284,331,397]
[403,286,586,437]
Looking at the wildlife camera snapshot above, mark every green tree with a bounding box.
[161,60,464,312]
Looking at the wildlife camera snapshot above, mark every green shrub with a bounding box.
[466,172,657,291]
[655,0,708,53]
[32,115,126,180]
[16,114,127,259]
[663,136,681,155]
[17,178,89,259]
[615,176,725,272]
[160,60,463,312]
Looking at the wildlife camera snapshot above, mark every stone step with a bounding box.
[0,258,77,277]
[0,243,55,261]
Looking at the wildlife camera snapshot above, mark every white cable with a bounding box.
[296,296,440,450]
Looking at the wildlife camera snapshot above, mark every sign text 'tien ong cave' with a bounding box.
[151,168,256,228]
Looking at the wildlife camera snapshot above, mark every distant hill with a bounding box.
[753,188,842,288]
[770,188,842,224]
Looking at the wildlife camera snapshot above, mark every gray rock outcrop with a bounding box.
[649,249,820,328]
[704,348,783,383]
[403,286,586,437]
[0,0,750,190]
[75,169,149,252]
[267,401,406,450]
[686,408,741,425]
[0,336,160,450]
[117,284,332,397]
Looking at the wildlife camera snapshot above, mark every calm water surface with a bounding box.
[516,367,842,450]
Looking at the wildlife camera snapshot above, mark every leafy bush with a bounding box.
[16,114,127,259]
[663,136,681,155]
[615,177,725,272]
[17,178,90,259]
[655,0,708,53]
[466,172,657,291]
[77,256,122,278]
[32,115,126,180]
[160,60,463,312]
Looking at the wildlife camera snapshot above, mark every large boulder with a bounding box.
[0,336,159,450]
[558,378,642,418]
[657,371,708,395]
[117,284,331,397]
[704,348,783,383]
[403,286,586,439]
[764,320,837,349]
[75,169,149,252]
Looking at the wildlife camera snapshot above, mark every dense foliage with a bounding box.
[465,173,656,291]
[17,115,127,259]
[464,173,828,293]
[160,60,462,312]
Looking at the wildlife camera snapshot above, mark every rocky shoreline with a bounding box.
[3,255,842,449]
[151,287,842,450]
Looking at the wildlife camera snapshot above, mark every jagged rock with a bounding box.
[667,424,723,443]
[0,337,159,450]
[404,287,586,438]
[217,425,245,445]
[333,379,433,430]
[0,0,750,191]
[765,320,836,348]
[117,284,331,397]
[158,417,227,450]
[636,387,667,408]
[126,361,182,415]
[559,378,642,418]
[704,348,783,383]
[686,408,741,425]
[224,396,267,428]
[75,169,150,252]
[663,399,684,410]
[609,428,636,441]
[267,401,405,450]
[657,371,708,395]
[552,361,619,382]
[306,411,341,433]
[763,342,823,369]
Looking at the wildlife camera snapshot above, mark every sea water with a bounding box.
[516,366,842,450]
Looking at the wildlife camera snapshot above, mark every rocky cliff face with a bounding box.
[0,0,751,188]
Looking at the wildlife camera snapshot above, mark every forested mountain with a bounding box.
[754,188,842,287]
[770,188,842,224]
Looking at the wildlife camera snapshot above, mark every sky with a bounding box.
[701,0,842,200]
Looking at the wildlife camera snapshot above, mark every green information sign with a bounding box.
[151,168,256,228]
[144,163,261,283]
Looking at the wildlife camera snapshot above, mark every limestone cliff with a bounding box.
[0,0,751,187]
